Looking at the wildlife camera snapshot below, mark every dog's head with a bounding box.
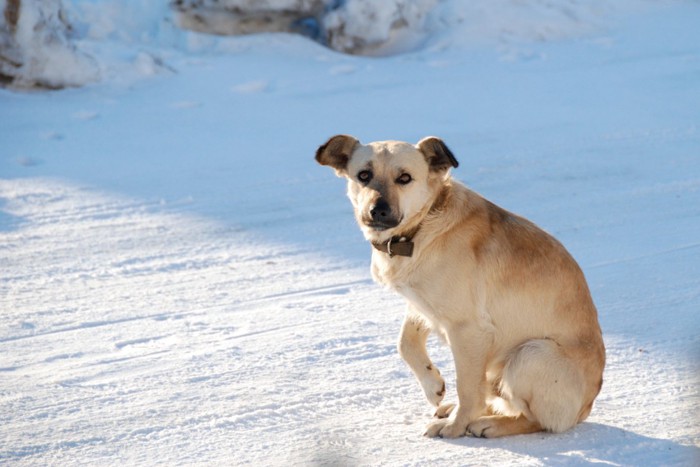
[315,135,458,242]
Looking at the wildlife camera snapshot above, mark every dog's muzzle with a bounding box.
[365,198,400,230]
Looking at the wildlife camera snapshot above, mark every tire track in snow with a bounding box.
[588,242,700,269]
[228,278,372,306]
[0,278,371,343]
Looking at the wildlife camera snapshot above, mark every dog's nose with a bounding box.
[370,199,391,221]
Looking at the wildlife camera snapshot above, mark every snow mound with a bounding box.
[323,0,438,55]
[0,0,98,88]
[172,0,440,55]
[172,0,331,37]
[171,0,641,56]
[0,0,649,88]
[170,0,640,56]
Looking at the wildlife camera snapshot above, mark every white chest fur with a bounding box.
[371,250,470,327]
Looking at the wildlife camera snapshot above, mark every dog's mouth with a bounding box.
[363,219,401,231]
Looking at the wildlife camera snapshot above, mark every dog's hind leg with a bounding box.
[468,415,542,438]
[397,311,446,407]
[469,338,591,438]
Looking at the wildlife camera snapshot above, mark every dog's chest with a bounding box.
[372,254,463,323]
[395,283,441,320]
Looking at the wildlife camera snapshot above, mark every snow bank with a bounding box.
[172,0,439,55]
[0,0,98,88]
[170,0,645,55]
[323,0,438,55]
[0,0,651,88]
[172,0,331,37]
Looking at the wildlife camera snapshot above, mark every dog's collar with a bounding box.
[371,225,420,258]
[372,236,415,258]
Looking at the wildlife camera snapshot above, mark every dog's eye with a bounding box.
[358,170,373,183]
[396,173,412,185]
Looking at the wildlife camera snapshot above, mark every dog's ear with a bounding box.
[417,137,459,172]
[315,135,359,175]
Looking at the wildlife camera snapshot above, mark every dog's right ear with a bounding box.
[315,135,359,175]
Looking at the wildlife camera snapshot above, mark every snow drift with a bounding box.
[2,0,647,88]
[0,0,98,88]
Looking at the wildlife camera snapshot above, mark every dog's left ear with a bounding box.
[417,137,459,172]
[315,134,359,175]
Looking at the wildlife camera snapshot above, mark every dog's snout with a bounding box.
[370,199,391,221]
[364,197,399,230]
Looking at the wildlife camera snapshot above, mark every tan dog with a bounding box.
[315,135,605,439]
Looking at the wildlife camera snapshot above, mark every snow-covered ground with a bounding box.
[1,1,699,465]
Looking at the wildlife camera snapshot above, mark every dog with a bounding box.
[315,135,605,439]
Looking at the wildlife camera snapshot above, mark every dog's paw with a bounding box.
[422,418,468,439]
[420,366,446,407]
[466,418,493,438]
[434,402,455,419]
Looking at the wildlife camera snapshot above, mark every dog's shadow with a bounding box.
[440,422,699,465]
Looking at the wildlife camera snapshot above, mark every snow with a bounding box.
[0,0,99,88]
[1,0,699,465]
[322,0,439,55]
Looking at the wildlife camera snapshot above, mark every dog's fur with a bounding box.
[315,135,605,439]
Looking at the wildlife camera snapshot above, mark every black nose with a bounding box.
[370,198,391,221]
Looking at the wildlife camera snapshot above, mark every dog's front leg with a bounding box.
[423,324,489,439]
[397,311,446,408]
